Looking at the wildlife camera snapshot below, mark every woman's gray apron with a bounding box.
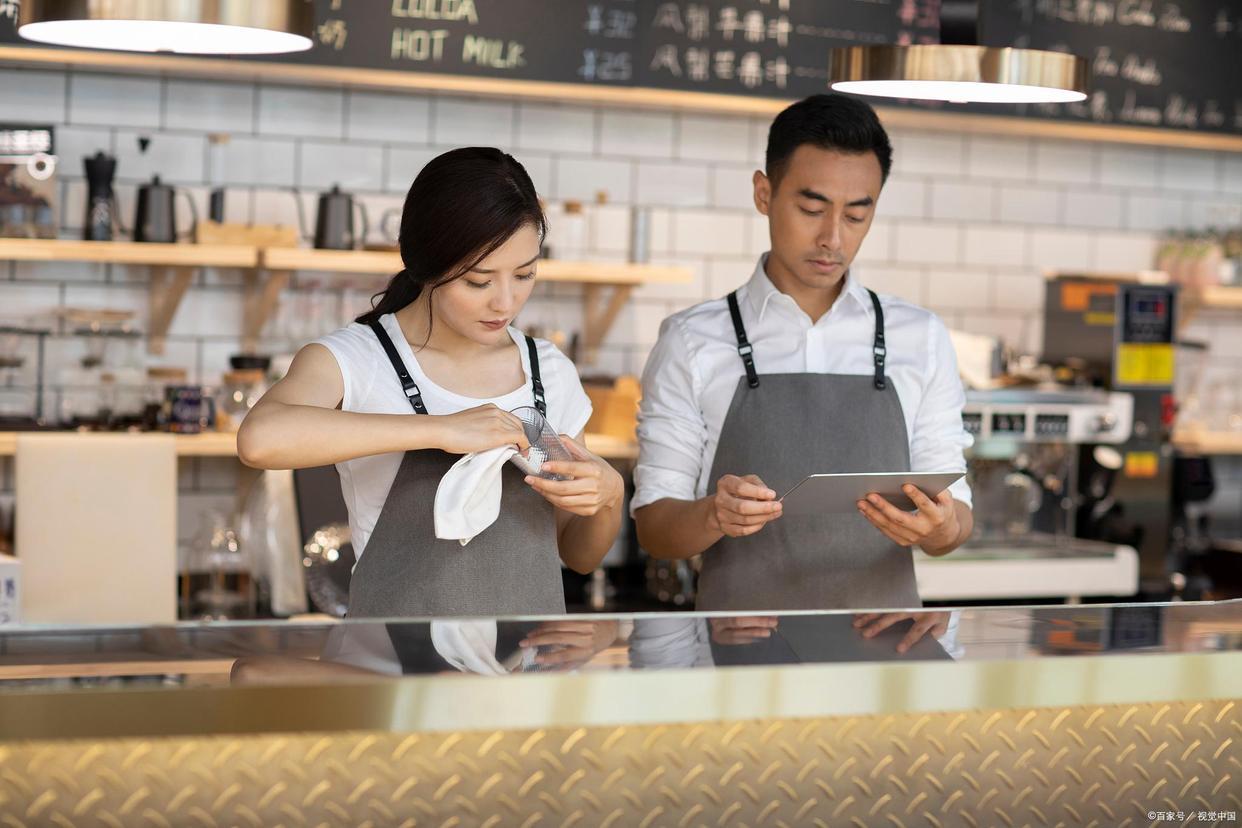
[347,322,565,618]
[696,288,922,611]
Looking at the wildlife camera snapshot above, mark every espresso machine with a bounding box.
[1041,276,1179,596]
[918,383,1141,603]
[963,388,1134,545]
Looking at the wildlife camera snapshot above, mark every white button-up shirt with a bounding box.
[632,254,973,515]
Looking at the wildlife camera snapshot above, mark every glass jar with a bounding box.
[214,369,267,432]
[142,367,188,431]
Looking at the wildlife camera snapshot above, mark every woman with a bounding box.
[238,147,623,618]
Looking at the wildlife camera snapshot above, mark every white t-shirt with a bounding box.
[314,313,593,561]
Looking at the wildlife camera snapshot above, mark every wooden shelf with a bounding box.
[0,238,259,268]
[1043,269,1171,284]
[261,247,399,275]
[1176,285,1242,334]
[1182,285,1242,312]
[254,249,691,359]
[0,240,689,360]
[1172,428,1242,456]
[260,247,690,285]
[0,659,236,681]
[0,239,261,357]
[0,431,639,461]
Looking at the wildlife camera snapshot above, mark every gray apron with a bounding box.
[696,288,922,611]
[347,322,565,618]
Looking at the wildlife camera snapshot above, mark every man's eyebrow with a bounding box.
[797,188,874,208]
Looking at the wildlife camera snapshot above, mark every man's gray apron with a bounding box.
[696,288,922,611]
[347,321,565,618]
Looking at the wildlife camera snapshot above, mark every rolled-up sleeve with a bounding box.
[631,315,708,516]
[910,316,974,508]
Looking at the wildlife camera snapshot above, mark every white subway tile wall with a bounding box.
[298,140,384,191]
[215,136,298,188]
[345,91,431,145]
[516,103,597,155]
[432,98,515,148]
[0,68,67,123]
[256,86,344,140]
[67,74,162,129]
[3,67,1240,509]
[1063,189,1125,230]
[678,114,756,163]
[635,160,710,207]
[1031,140,1097,186]
[599,110,675,159]
[114,129,206,184]
[164,80,255,134]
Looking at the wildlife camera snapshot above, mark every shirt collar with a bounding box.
[743,253,874,324]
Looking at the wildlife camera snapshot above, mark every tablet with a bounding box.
[779,471,964,516]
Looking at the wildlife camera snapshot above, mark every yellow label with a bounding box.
[1084,312,1117,326]
[1116,343,1175,386]
[1124,452,1159,478]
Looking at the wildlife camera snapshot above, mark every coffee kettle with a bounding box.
[133,175,198,243]
[293,185,370,250]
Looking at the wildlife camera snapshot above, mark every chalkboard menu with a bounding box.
[1,0,1238,138]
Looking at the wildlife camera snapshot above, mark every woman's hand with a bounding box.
[519,619,619,670]
[524,435,624,517]
[430,404,530,455]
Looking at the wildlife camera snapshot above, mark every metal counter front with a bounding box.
[0,602,1239,826]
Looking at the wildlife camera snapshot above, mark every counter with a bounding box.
[0,601,1239,826]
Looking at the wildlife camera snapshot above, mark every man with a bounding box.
[632,94,974,650]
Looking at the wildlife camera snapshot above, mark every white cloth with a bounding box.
[314,313,592,563]
[429,620,508,674]
[318,619,513,675]
[632,254,973,516]
[433,445,519,546]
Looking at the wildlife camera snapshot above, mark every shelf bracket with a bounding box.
[147,265,195,356]
[242,269,291,354]
[582,283,633,364]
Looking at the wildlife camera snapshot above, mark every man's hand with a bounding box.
[852,611,951,654]
[857,485,961,553]
[708,474,783,538]
[709,615,779,645]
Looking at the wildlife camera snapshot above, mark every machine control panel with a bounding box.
[1034,414,1071,437]
[1121,287,1175,344]
[963,390,1134,444]
[991,413,1028,436]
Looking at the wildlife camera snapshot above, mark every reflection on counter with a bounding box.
[0,603,1238,827]
[1,601,1237,691]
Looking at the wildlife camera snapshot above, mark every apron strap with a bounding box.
[726,291,760,389]
[727,288,888,392]
[868,288,887,391]
[525,335,547,417]
[368,320,429,415]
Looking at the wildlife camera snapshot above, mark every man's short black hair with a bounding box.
[765,94,893,188]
